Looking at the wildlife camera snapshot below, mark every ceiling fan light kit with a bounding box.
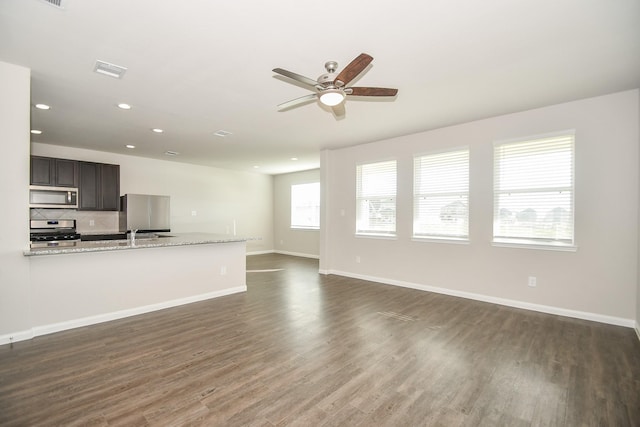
[273,53,398,113]
[319,89,345,107]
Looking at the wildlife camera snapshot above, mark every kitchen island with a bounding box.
[23,233,247,342]
[24,232,246,256]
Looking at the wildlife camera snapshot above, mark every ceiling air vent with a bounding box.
[214,130,233,137]
[39,0,66,9]
[93,60,127,79]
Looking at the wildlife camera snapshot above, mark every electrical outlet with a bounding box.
[355,256,361,263]
[220,266,227,276]
[528,276,537,287]
[191,210,197,216]
[89,219,95,226]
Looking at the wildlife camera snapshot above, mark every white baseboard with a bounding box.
[246,249,319,259]
[246,249,275,256]
[326,269,636,329]
[0,329,35,346]
[273,250,319,259]
[4,270,636,345]
[0,286,246,346]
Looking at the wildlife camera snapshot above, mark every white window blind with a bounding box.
[291,182,320,229]
[413,149,469,240]
[493,133,574,247]
[356,160,396,235]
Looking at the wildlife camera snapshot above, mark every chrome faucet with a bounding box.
[130,229,138,244]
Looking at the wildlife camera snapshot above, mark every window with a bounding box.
[413,148,469,240]
[291,182,320,229]
[493,132,574,248]
[356,160,396,236]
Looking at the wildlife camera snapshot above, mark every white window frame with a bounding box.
[413,147,469,242]
[290,182,320,230]
[493,131,575,250]
[356,160,397,237]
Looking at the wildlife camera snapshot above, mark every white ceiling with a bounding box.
[1,0,639,175]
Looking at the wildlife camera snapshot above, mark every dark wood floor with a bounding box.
[1,254,639,426]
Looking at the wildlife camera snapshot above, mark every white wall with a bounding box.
[29,241,246,336]
[273,169,320,258]
[637,89,640,336]
[31,143,274,253]
[0,61,31,339]
[321,90,639,325]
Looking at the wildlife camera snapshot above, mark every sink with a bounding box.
[81,233,127,241]
[80,233,174,242]
[133,234,174,240]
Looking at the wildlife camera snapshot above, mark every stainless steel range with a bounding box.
[30,219,81,247]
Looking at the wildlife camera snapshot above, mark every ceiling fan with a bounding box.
[272,53,398,113]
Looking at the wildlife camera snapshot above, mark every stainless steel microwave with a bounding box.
[29,186,78,209]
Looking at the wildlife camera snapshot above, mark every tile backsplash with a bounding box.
[30,209,119,234]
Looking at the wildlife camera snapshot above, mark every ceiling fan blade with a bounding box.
[347,87,398,97]
[277,93,318,111]
[272,68,319,88]
[333,53,373,87]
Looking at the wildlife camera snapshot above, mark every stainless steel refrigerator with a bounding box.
[119,194,171,233]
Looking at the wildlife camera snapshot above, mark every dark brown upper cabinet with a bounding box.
[31,156,120,211]
[78,161,120,211]
[30,156,78,188]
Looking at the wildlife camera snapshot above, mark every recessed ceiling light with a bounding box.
[94,60,127,79]
[31,130,43,135]
[35,104,50,110]
[253,165,260,169]
[214,130,233,137]
[291,157,298,161]
[125,144,135,149]
[151,128,164,133]
[117,103,131,110]
[164,151,179,156]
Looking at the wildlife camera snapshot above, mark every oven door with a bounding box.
[30,239,79,248]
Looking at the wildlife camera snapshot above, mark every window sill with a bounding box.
[290,227,319,231]
[492,238,577,252]
[412,236,469,245]
[355,233,397,240]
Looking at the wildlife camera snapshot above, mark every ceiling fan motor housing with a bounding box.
[317,72,335,86]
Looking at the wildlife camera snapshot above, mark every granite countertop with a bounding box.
[24,233,248,256]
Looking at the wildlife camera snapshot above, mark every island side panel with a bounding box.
[28,241,246,335]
